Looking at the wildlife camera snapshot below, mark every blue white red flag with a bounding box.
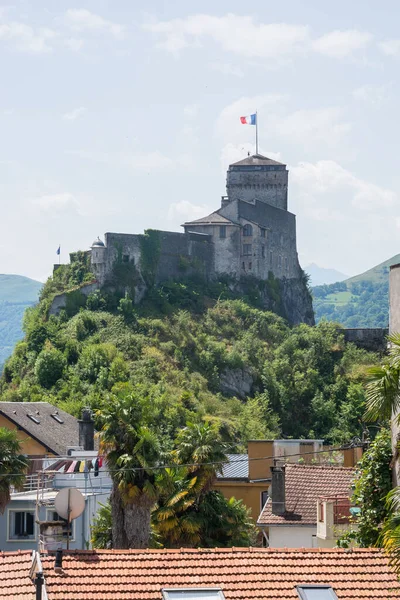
[240,114,256,125]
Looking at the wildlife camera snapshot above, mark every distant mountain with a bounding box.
[305,263,348,287]
[311,256,400,328]
[345,254,400,285]
[0,274,42,370]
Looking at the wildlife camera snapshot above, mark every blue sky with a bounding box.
[1,0,400,281]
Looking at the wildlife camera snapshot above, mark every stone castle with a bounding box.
[88,154,314,325]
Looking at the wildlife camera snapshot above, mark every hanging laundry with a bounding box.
[79,461,85,473]
[98,456,103,468]
[94,458,99,477]
[67,461,77,474]
[74,461,81,473]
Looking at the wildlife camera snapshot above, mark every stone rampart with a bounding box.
[343,328,388,353]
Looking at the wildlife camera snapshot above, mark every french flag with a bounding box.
[240,114,256,125]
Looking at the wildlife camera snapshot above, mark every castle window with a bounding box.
[260,227,266,238]
[242,262,245,270]
[280,234,284,245]
[270,251,273,265]
[248,262,252,270]
[285,257,289,270]
[278,255,282,268]
[243,244,252,256]
[123,254,129,263]
[261,245,265,258]
[243,224,253,237]
[219,225,226,239]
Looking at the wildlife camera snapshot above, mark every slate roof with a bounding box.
[0,551,35,599]
[0,401,81,456]
[217,454,249,479]
[258,464,355,526]
[38,548,400,599]
[230,154,286,167]
[183,211,235,226]
[237,199,294,226]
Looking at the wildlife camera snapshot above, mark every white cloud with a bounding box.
[168,200,211,222]
[217,96,350,154]
[272,107,351,143]
[65,9,125,40]
[184,104,199,118]
[0,20,56,53]
[31,192,80,212]
[378,39,400,57]
[144,15,374,63]
[126,151,193,172]
[144,14,309,59]
[211,62,244,77]
[62,106,87,121]
[64,37,84,52]
[291,160,397,217]
[352,83,391,107]
[312,29,373,58]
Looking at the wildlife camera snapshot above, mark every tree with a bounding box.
[34,347,66,388]
[152,423,257,548]
[0,428,29,513]
[338,429,392,548]
[91,500,112,549]
[364,333,400,423]
[98,390,161,549]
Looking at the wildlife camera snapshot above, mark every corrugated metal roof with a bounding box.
[217,454,248,479]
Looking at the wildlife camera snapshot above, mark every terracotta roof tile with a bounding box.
[39,547,400,600]
[258,464,355,526]
[0,550,35,599]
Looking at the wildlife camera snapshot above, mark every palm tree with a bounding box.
[98,392,161,548]
[0,428,28,513]
[364,333,400,423]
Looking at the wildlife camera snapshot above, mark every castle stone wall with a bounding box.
[226,166,288,210]
[343,328,388,353]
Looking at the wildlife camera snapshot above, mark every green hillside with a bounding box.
[0,257,378,446]
[0,274,42,369]
[312,255,400,327]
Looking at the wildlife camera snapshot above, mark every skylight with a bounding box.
[162,589,226,600]
[297,586,338,600]
[27,414,40,424]
[51,413,64,424]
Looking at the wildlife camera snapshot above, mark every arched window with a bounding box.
[243,223,253,237]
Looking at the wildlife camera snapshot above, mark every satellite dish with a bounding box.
[55,488,85,521]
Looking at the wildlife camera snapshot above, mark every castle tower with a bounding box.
[225,154,288,211]
[90,237,106,284]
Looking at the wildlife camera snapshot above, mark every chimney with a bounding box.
[271,465,286,515]
[79,408,94,451]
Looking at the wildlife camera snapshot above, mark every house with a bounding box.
[213,439,361,522]
[0,449,111,552]
[257,464,355,548]
[0,401,94,459]
[2,547,400,599]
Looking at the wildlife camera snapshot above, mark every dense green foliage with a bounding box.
[0,274,378,446]
[0,428,29,513]
[313,280,388,327]
[338,429,392,548]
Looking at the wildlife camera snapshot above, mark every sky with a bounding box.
[1,1,400,281]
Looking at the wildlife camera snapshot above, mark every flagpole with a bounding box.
[255,110,258,155]
[59,245,60,265]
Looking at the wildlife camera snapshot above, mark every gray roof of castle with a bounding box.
[0,402,82,455]
[183,211,236,226]
[237,199,294,225]
[230,154,286,167]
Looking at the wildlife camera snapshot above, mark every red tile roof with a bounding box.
[258,464,355,526]
[39,547,400,600]
[0,550,35,599]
